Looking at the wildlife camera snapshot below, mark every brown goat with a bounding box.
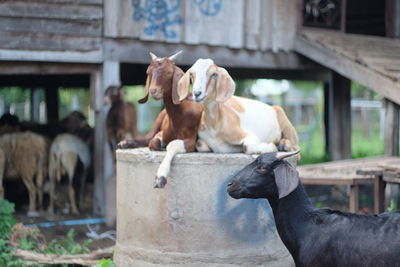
[105,86,138,153]
[118,52,203,188]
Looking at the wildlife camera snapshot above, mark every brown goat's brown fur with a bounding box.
[105,86,138,153]
[119,57,203,153]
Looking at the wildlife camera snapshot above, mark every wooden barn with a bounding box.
[1,0,399,221]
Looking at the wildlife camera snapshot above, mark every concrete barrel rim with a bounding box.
[116,147,260,164]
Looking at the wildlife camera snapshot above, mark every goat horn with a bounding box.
[168,50,182,61]
[149,52,157,61]
[276,150,300,160]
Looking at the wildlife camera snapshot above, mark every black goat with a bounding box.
[227,151,400,267]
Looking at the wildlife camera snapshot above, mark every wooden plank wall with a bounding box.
[104,0,298,52]
[0,0,103,52]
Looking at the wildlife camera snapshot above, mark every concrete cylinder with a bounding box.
[115,148,294,267]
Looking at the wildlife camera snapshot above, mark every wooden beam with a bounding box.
[384,99,400,156]
[44,86,59,124]
[327,72,351,160]
[104,39,320,70]
[0,49,102,63]
[30,88,41,122]
[0,62,98,75]
[294,33,400,105]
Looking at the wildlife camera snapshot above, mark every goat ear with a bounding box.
[215,67,235,103]
[177,70,190,102]
[172,66,184,105]
[274,163,299,199]
[138,74,150,104]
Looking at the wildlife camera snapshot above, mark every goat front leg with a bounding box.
[154,139,192,188]
[241,135,277,154]
[21,175,39,217]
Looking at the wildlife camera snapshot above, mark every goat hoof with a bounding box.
[27,211,40,217]
[154,176,167,188]
[117,141,126,149]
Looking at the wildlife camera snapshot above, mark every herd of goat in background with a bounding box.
[0,51,300,215]
[0,83,137,216]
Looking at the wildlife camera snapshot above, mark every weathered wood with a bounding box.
[13,246,113,266]
[103,39,318,70]
[0,49,102,63]
[0,17,101,36]
[349,185,359,213]
[374,175,386,213]
[0,2,102,20]
[295,31,400,105]
[107,0,296,51]
[244,0,261,50]
[0,31,102,52]
[33,0,102,5]
[104,0,119,38]
[386,0,400,38]
[260,0,274,51]
[0,62,98,75]
[324,82,331,155]
[91,69,106,215]
[384,99,400,156]
[328,71,351,160]
[272,0,297,51]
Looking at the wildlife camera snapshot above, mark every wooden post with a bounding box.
[327,71,351,160]
[386,0,400,38]
[91,70,105,216]
[374,175,386,214]
[30,88,40,122]
[323,82,331,155]
[45,86,59,124]
[383,99,399,212]
[384,99,399,156]
[349,184,359,213]
[91,61,120,219]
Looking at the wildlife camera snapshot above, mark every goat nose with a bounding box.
[194,91,201,97]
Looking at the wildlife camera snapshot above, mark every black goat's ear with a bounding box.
[274,163,299,199]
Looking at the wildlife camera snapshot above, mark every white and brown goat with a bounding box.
[177,58,300,156]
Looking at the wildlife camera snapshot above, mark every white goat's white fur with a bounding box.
[48,133,91,215]
[156,139,186,180]
[179,58,300,155]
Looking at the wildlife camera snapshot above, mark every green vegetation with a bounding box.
[93,259,116,267]
[0,199,100,267]
[0,199,25,267]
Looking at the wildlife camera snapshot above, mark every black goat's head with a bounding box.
[227,150,300,200]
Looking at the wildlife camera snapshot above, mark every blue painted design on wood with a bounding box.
[194,0,222,16]
[132,0,182,39]
[216,171,276,243]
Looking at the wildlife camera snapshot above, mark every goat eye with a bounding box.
[256,166,268,174]
[211,73,218,78]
